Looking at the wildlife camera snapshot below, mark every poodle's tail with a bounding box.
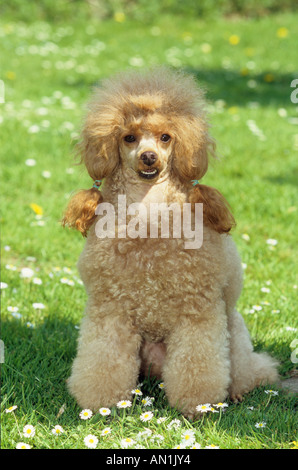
[61,188,102,237]
[228,310,279,399]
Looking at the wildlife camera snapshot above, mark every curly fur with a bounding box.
[63,67,279,418]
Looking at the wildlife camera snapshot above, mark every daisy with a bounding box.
[131,388,143,396]
[7,306,19,312]
[266,238,278,246]
[79,409,93,420]
[25,158,36,167]
[117,400,132,408]
[32,302,45,309]
[5,264,17,271]
[11,311,22,319]
[173,444,186,449]
[214,402,229,409]
[261,287,270,293]
[189,443,201,449]
[51,425,65,435]
[33,277,42,285]
[205,444,220,449]
[99,407,111,416]
[140,411,154,422]
[196,403,212,413]
[101,427,111,436]
[20,267,35,278]
[23,425,35,438]
[209,407,219,413]
[167,419,181,430]
[255,421,266,428]
[158,382,165,389]
[141,396,154,406]
[120,437,135,448]
[84,434,98,448]
[16,442,31,449]
[5,405,17,413]
[265,390,278,396]
[157,417,167,424]
[137,428,152,439]
[181,430,195,445]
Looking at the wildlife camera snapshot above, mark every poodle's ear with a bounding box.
[171,115,215,182]
[188,184,236,234]
[78,117,120,180]
[61,188,103,237]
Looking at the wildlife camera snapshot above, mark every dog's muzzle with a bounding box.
[138,151,159,180]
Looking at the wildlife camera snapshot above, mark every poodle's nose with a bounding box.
[140,151,157,166]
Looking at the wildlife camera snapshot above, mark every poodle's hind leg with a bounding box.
[228,309,279,402]
[67,310,142,410]
[162,309,231,419]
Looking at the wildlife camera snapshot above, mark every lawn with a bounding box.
[0,6,297,450]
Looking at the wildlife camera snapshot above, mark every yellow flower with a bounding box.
[240,67,249,76]
[264,73,274,83]
[244,47,255,57]
[277,27,289,38]
[5,71,16,80]
[229,35,240,45]
[30,203,43,216]
[114,12,125,23]
[290,441,298,449]
[228,106,238,115]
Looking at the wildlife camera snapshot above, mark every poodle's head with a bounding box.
[63,68,235,236]
[79,67,214,184]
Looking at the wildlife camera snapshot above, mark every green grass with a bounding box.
[1,10,297,449]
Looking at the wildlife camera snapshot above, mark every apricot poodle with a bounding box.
[62,67,279,418]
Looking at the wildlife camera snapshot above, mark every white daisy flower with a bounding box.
[214,402,229,409]
[181,429,196,445]
[25,158,36,167]
[255,421,266,428]
[140,411,154,422]
[189,443,202,449]
[79,409,93,420]
[261,287,270,293]
[16,442,31,449]
[265,390,278,396]
[205,444,220,449]
[51,425,65,435]
[158,382,165,389]
[20,267,35,278]
[84,434,98,448]
[173,443,186,449]
[101,427,111,436]
[116,400,132,408]
[32,302,45,309]
[99,407,111,416]
[120,437,135,448]
[167,419,181,430]
[23,425,35,438]
[33,277,42,285]
[5,405,17,413]
[196,403,212,413]
[131,388,143,396]
[5,264,17,271]
[7,306,19,312]
[157,417,167,424]
[141,396,154,406]
[266,239,278,246]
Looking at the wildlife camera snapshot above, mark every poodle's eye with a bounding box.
[161,134,171,142]
[124,135,136,143]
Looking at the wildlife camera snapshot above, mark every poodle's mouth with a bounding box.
[138,168,159,180]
